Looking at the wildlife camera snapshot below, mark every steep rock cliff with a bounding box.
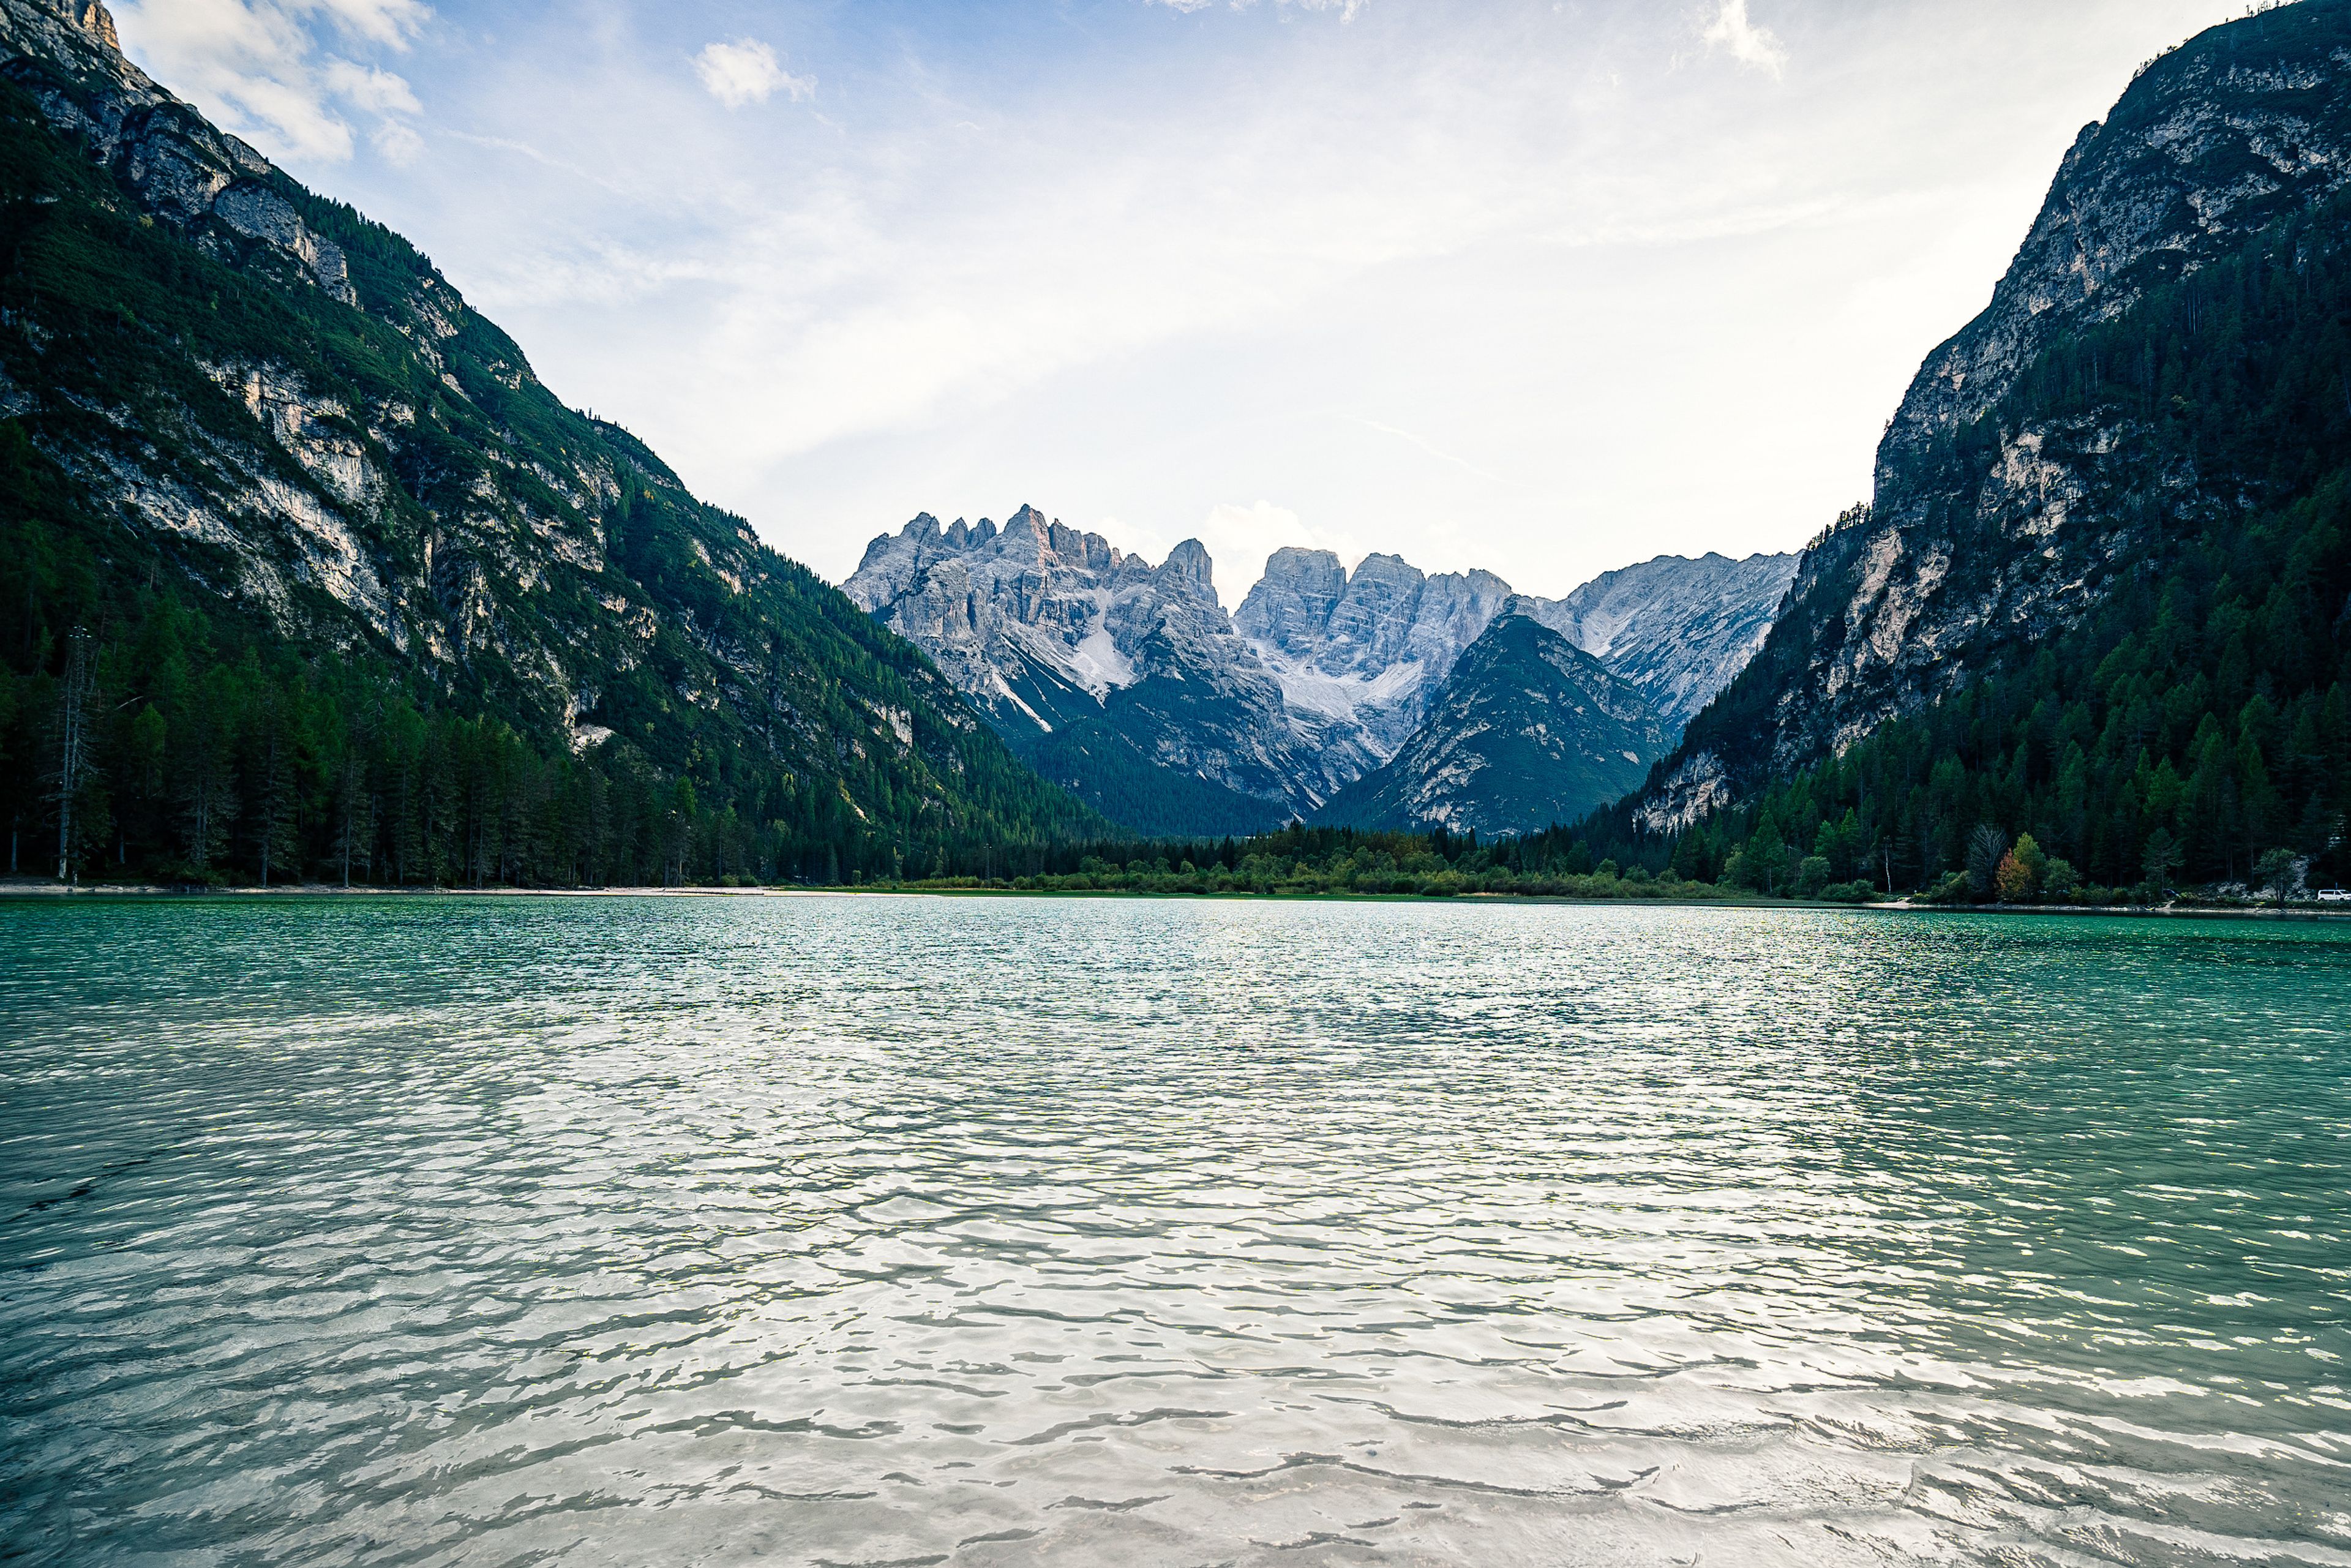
[846,514,1342,833]
[1646,0,2351,831]
[1235,549,1515,753]
[0,0,1098,876]
[1523,552,1796,732]
[1242,546,1794,748]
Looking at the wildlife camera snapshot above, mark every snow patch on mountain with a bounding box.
[844,511,1796,833]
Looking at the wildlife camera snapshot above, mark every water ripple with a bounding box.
[1,896,2347,1565]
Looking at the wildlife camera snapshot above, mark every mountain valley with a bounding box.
[847,513,1793,835]
[3,0,2343,902]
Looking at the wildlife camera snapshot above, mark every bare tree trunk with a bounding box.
[52,629,96,883]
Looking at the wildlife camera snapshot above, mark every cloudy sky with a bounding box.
[117,0,2251,603]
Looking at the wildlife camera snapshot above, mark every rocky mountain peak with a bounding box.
[1235,547,1348,655]
[4,0,134,84]
[1232,547,1518,759]
[938,515,997,550]
[1156,538,1217,601]
[1524,550,1796,732]
[847,506,1799,835]
[0,0,367,307]
[1314,606,1671,837]
[843,519,1363,828]
[1882,6,2351,481]
[72,1,111,50]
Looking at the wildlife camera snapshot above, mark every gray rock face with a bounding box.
[1521,552,1797,732]
[846,506,1150,725]
[852,509,1796,833]
[1237,545,1791,753]
[1885,29,2351,472]
[1316,606,1671,836]
[1234,549,1515,754]
[1234,546,1346,653]
[0,1,357,306]
[846,514,1351,817]
[1645,1,2351,830]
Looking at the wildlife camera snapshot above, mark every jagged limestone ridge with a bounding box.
[844,513,1371,825]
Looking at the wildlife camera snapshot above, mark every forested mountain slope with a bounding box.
[0,0,1100,885]
[1603,0,2351,898]
[1315,608,1669,836]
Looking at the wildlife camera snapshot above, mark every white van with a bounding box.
[2317,888,2351,904]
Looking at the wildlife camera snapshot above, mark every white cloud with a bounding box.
[694,39,815,109]
[267,0,2254,595]
[1703,0,1787,76]
[371,119,425,165]
[113,0,429,164]
[1146,0,1368,18]
[322,56,419,116]
[306,0,428,48]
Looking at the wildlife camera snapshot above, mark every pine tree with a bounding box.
[179,674,237,877]
[249,681,300,890]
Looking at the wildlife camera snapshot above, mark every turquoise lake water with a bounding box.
[1,895,2347,1565]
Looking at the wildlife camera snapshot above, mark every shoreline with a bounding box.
[4,878,2347,921]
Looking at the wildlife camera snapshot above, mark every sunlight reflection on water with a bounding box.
[2,896,2347,1565]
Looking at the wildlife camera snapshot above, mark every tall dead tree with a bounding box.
[51,628,96,884]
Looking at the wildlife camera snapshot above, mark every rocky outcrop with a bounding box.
[0,1,357,306]
[846,514,1352,820]
[1632,750,1735,838]
[846,508,1149,728]
[1646,0,2351,822]
[1316,606,1670,836]
[1231,546,1346,651]
[1237,544,1793,751]
[1236,550,1515,753]
[0,0,631,713]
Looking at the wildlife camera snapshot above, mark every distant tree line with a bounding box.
[877,822,1828,902]
[0,542,1090,891]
